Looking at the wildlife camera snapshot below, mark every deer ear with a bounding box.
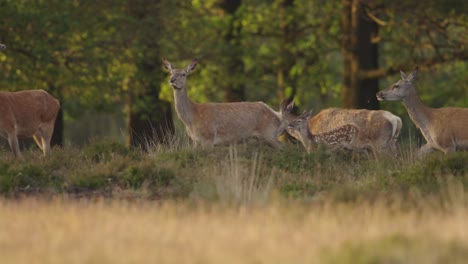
[400,70,408,80]
[280,98,295,114]
[279,99,288,114]
[286,99,295,113]
[162,58,173,72]
[299,110,311,119]
[406,67,418,82]
[186,58,198,73]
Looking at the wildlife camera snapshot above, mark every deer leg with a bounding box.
[7,133,22,159]
[417,144,434,157]
[40,124,54,156]
[33,133,45,153]
[265,138,283,149]
[389,140,399,158]
[327,144,344,153]
[442,146,456,154]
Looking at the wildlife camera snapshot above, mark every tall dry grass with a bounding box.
[0,196,467,264]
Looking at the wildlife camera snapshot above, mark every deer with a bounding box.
[287,110,359,153]
[0,90,60,159]
[277,99,402,158]
[1,44,60,159]
[162,58,283,148]
[377,67,468,156]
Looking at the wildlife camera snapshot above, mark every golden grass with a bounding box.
[0,197,467,264]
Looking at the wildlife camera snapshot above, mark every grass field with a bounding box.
[0,135,467,263]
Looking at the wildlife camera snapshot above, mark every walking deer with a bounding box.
[0,90,60,158]
[377,67,468,156]
[162,58,282,148]
[278,99,402,157]
[287,111,359,153]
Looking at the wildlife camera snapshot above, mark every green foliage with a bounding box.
[123,163,175,189]
[1,0,467,147]
[68,171,109,191]
[81,139,136,162]
[0,161,63,194]
[383,153,467,191]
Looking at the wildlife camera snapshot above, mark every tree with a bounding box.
[341,0,379,109]
[123,0,174,148]
[341,0,468,109]
[219,0,246,102]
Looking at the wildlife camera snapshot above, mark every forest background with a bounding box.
[0,0,467,147]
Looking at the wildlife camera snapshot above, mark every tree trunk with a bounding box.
[127,48,174,149]
[341,0,379,109]
[277,0,297,104]
[220,0,245,102]
[128,95,174,149]
[126,0,174,149]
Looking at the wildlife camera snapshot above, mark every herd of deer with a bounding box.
[161,58,467,158]
[0,43,467,159]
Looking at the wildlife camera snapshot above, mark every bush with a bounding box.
[0,162,61,193]
[81,139,136,162]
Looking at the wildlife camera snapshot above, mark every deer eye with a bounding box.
[393,85,399,89]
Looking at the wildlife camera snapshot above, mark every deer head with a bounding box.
[277,98,296,137]
[0,44,6,51]
[162,58,198,90]
[287,110,312,140]
[377,67,418,101]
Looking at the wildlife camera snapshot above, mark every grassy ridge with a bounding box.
[0,138,466,206]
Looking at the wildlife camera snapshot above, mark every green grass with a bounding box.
[0,138,466,206]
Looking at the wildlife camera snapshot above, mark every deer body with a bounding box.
[0,90,60,158]
[377,68,468,156]
[163,59,282,148]
[287,111,359,153]
[278,100,402,157]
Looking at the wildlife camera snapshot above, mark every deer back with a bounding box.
[0,90,60,137]
[310,108,396,139]
[188,101,280,143]
[309,108,402,158]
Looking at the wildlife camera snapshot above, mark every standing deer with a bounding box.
[278,99,402,157]
[287,110,359,153]
[162,58,282,148]
[0,90,60,159]
[377,67,468,156]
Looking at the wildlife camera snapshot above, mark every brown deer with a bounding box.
[0,90,60,158]
[162,58,282,148]
[278,99,402,157]
[377,67,468,156]
[287,110,359,153]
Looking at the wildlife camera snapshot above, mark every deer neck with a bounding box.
[173,87,196,126]
[401,90,432,131]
